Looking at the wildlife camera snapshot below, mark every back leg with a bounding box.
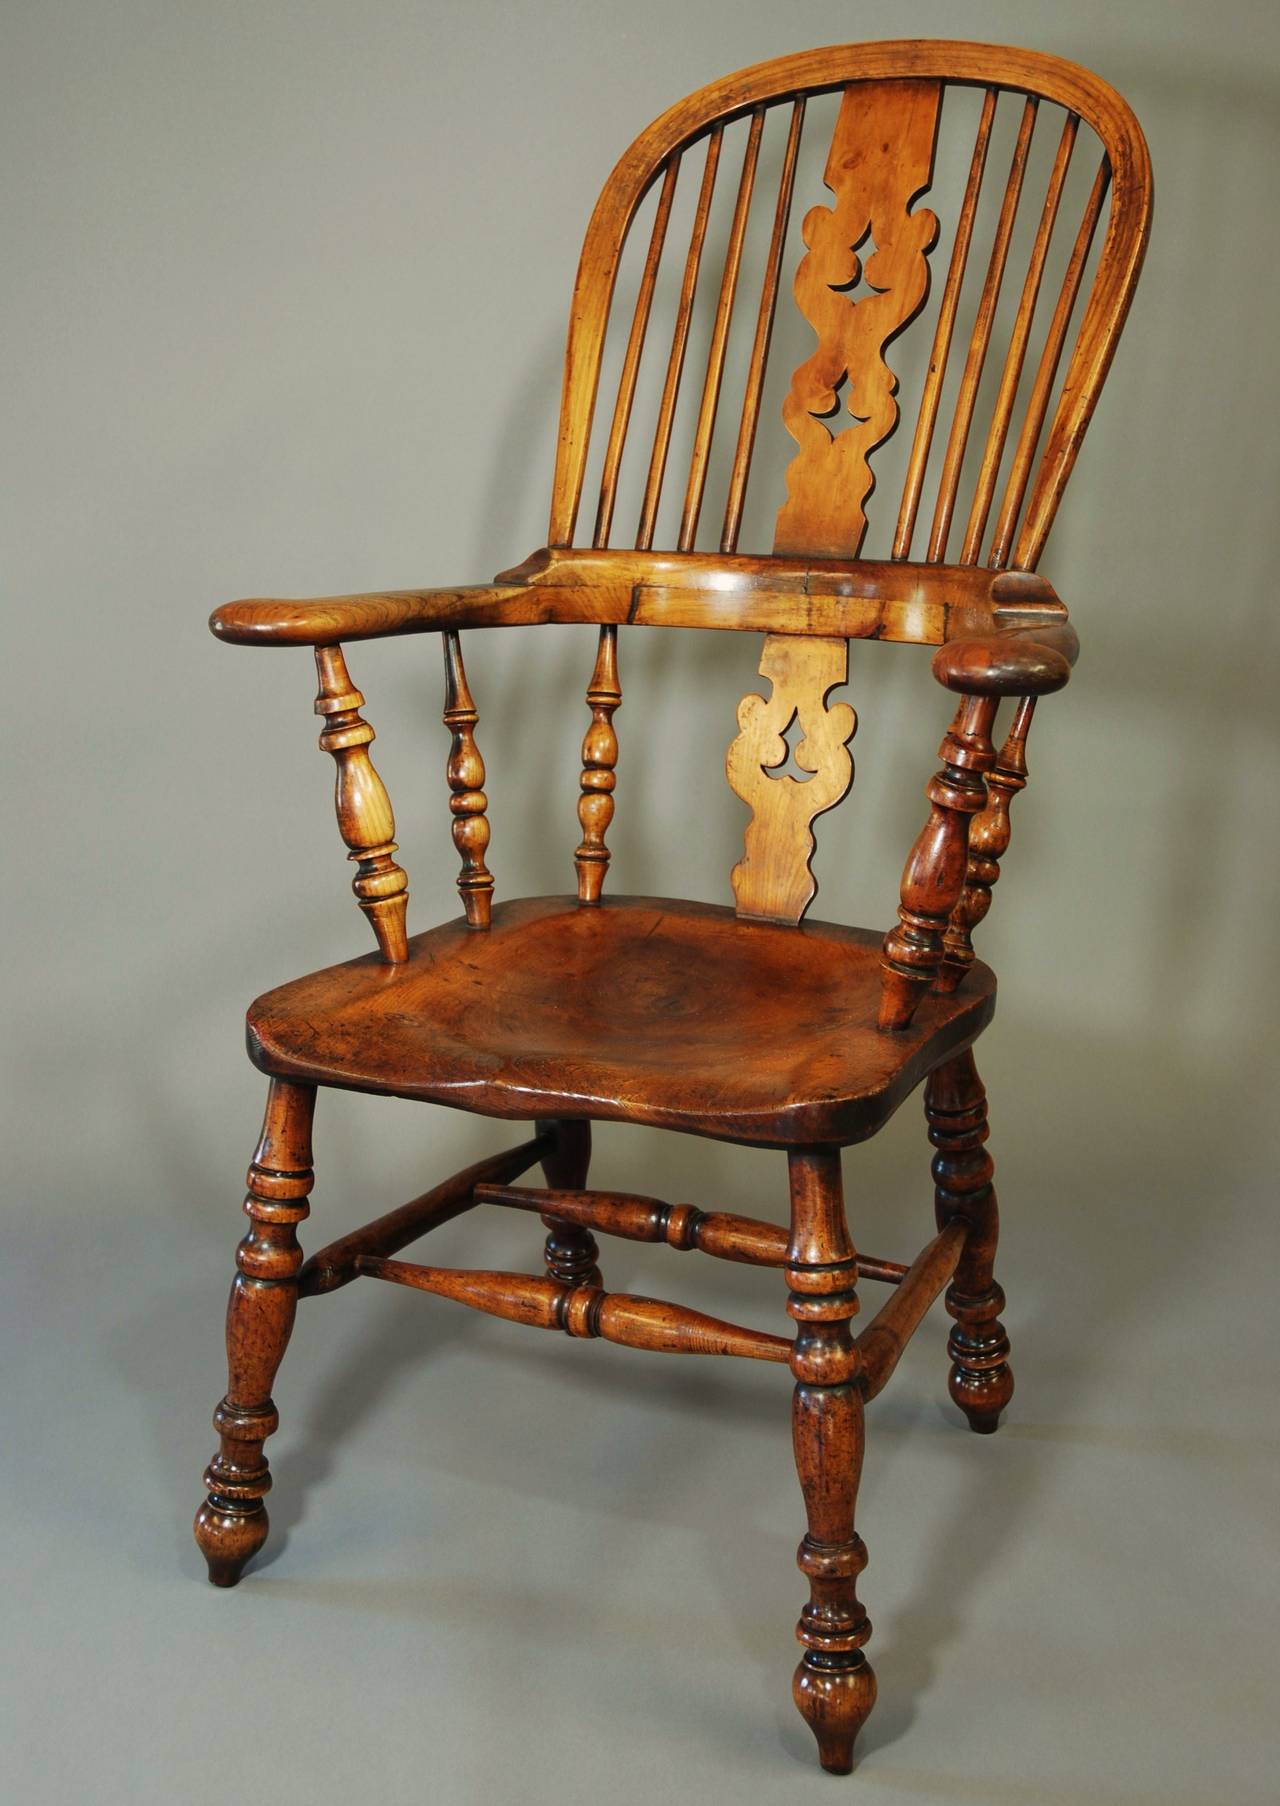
[924,1049,1014,1433]
[536,1118,601,1287]
[194,1078,315,1584]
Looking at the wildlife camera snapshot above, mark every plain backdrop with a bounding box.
[2,3,1278,1803]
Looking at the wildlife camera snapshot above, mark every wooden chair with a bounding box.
[194,41,1151,1774]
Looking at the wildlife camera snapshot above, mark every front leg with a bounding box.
[787,1149,876,1774]
[194,1079,315,1585]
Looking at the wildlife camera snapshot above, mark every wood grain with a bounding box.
[726,634,856,923]
[211,554,1066,647]
[442,631,493,928]
[786,1149,876,1772]
[245,894,995,1149]
[296,1133,552,1297]
[573,626,621,902]
[313,645,409,962]
[925,1049,1014,1432]
[937,695,1035,992]
[856,1218,967,1401]
[474,1183,911,1283]
[774,80,940,558]
[358,1258,794,1363]
[194,1080,315,1586]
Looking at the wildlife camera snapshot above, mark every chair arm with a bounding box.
[880,616,1078,1030]
[931,619,1079,697]
[209,586,532,647]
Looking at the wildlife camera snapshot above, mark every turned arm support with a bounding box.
[880,612,1079,1030]
[312,645,409,962]
[210,602,503,944]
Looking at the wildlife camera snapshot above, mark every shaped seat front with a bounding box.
[247,895,995,1148]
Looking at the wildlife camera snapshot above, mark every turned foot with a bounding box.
[794,1652,878,1774]
[194,1492,267,1587]
[194,1080,314,1586]
[948,1309,1015,1433]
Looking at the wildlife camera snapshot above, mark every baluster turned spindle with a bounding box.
[937,696,1035,993]
[879,695,998,1031]
[574,626,621,903]
[313,645,409,963]
[442,630,493,928]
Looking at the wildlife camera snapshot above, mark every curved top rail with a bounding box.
[549,40,1152,568]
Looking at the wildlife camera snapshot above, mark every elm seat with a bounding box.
[246,896,996,1149]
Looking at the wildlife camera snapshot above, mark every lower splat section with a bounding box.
[726,634,856,925]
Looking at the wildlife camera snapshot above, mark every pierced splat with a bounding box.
[726,634,856,924]
[775,79,941,558]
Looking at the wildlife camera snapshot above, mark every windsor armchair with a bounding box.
[194,42,1151,1775]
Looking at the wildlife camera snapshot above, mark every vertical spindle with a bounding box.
[721,98,805,554]
[593,155,681,548]
[960,113,1078,565]
[990,159,1110,569]
[313,645,410,963]
[574,625,622,903]
[927,97,1039,564]
[636,127,723,550]
[442,631,494,928]
[893,89,997,561]
[679,109,764,551]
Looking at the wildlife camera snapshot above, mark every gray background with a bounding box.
[3,1,1278,1801]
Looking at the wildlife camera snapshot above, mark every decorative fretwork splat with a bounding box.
[774,79,941,558]
[726,634,856,924]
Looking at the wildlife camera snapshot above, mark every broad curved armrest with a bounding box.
[931,619,1079,697]
[209,586,535,647]
[209,555,1072,650]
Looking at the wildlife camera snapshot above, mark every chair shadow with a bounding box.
[254,1293,480,1572]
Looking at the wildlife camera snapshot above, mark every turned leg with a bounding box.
[536,1118,601,1287]
[786,1149,876,1774]
[925,1050,1013,1434]
[194,1079,315,1586]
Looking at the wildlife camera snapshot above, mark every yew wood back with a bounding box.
[517,42,1151,927]
[551,41,1151,573]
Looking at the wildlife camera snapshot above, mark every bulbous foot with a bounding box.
[194,1495,268,1586]
[948,1318,1014,1434]
[794,1653,877,1774]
